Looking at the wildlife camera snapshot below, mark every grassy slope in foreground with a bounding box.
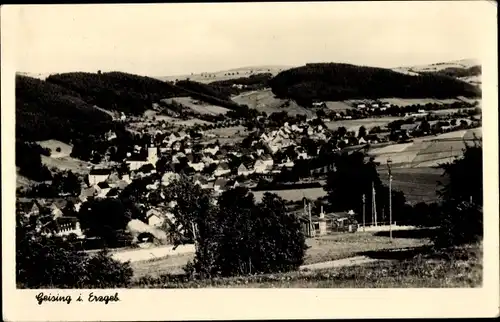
[269,63,480,104]
[133,243,481,288]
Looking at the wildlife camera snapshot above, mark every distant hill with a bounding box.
[157,65,292,84]
[269,62,481,106]
[16,75,114,143]
[392,59,481,86]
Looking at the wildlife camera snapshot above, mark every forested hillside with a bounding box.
[209,73,273,94]
[46,72,186,115]
[269,63,481,106]
[16,75,115,143]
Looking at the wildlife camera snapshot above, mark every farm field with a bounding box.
[157,65,292,84]
[428,108,475,115]
[368,128,482,168]
[252,187,326,202]
[231,89,315,117]
[381,97,465,106]
[165,97,231,115]
[325,101,355,111]
[36,140,73,158]
[378,167,447,204]
[41,155,92,175]
[205,126,247,138]
[325,117,401,133]
[131,230,432,281]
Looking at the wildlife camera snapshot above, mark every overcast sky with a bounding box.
[14,1,490,77]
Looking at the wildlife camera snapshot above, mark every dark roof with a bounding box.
[214,178,228,188]
[97,181,110,189]
[106,187,120,197]
[217,162,230,170]
[194,176,208,184]
[89,168,112,175]
[127,155,148,162]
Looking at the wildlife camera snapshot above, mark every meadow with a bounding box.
[231,89,315,117]
[130,230,431,281]
[166,97,231,115]
[131,232,481,288]
[324,117,401,132]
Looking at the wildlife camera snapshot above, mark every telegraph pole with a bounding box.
[362,194,366,232]
[387,158,393,241]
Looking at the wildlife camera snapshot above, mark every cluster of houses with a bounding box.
[17,198,85,239]
[353,101,392,110]
[16,114,392,243]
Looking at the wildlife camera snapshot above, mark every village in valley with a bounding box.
[13,3,487,291]
[17,92,482,253]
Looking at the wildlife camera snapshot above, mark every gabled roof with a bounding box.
[217,162,230,170]
[194,175,208,185]
[238,163,248,171]
[106,187,121,197]
[146,208,163,218]
[261,153,273,161]
[214,178,228,189]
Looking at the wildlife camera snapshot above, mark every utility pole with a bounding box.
[191,221,198,251]
[362,194,366,232]
[373,181,378,227]
[387,158,393,241]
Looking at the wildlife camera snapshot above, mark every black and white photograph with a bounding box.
[2,1,498,320]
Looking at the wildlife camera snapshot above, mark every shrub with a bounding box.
[16,219,133,288]
[432,201,483,247]
[165,179,307,278]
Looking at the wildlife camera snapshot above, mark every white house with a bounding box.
[188,161,205,172]
[237,163,253,176]
[203,145,219,155]
[88,168,112,186]
[45,217,85,239]
[146,208,165,228]
[254,160,270,173]
[261,154,274,168]
[214,162,231,177]
[297,151,309,160]
[125,146,158,171]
